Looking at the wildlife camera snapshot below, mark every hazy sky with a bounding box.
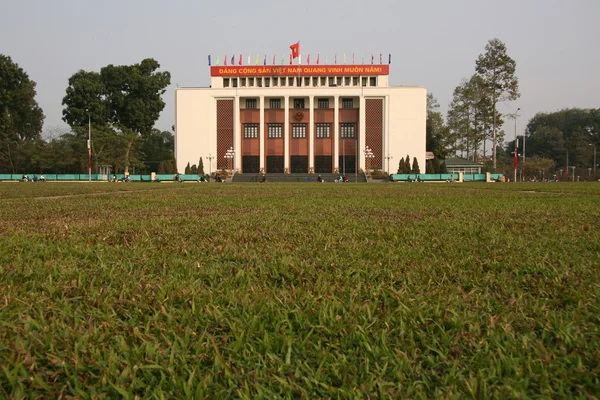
[1,0,598,142]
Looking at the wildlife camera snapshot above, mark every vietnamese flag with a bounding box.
[307,54,310,65]
[238,54,242,65]
[224,56,227,66]
[290,42,300,59]
[316,54,320,65]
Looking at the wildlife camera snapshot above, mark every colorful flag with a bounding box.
[334,54,337,64]
[281,55,284,65]
[216,56,220,66]
[343,54,346,64]
[224,56,227,66]
[389,54,391,64]
[247,55,250,65]
[208,55,211,66]
[231,55,235,65]
[290,42,300,59]
[371,54,374,64]
[325,56,328,65]
[255,55,259,65]
[316,54,320,64]
[273,54,276,65]
[380,54,382,64]
[263,55,266,65]
[239,54,242,65]
[307,54,310,65]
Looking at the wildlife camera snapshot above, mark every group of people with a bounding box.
[334,175,349,183]
[407,176,423,183]
[21,174,46,182]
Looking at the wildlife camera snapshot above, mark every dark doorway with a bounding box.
[314,156,332,173]
[290,156,308,173]
[266,156,284,173]
[338,155,356,174]
[242,156,260,173]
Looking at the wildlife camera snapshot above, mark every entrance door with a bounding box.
[266,156,284,173]
[338,155,356,174]
[242,156,260,173]
[314,156,332,173]
[290,156,308,173]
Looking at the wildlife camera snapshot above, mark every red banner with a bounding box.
[210,65,389,77]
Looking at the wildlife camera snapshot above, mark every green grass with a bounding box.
[1,182,599,398]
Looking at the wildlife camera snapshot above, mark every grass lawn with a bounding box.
[1,182,599,398]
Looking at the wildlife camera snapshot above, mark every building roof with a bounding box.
[443,158,482,167]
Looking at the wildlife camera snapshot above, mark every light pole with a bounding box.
[570,166,575,182]
[207,153,214,181]
[224,147,235,179]
[589,144,596,176]
[87,111,92,182]
[514,108,520,182]
[385,153,393,176]
[364,146,374,177]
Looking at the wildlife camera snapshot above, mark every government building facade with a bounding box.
[175,64,426,176]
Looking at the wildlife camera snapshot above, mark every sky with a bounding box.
[1,0,598,143]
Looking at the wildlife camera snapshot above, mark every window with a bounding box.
[232,78,238,88]
[244,123,259,138]
[245,98,257,109]
[304,77,310,86]
[313,77,318,86]
[320,77,326,86]
[296,77,302,87]
[342,98,353,109]
[340,123,355,138]
[289,77,294,86]
[280,77,286,87]
[249,77,254,87]
[370,77,376,87]
[292,123,307,138]
[224,78,230,88]
[317,98,329,109]
[257,77,262,87]
[268,123,283,138]
[315,123,331,138]
[329,77,335,86]
[362,77,367,87]
[270,98,281,109]
[294,98,305,109]
[337,77,342,86]
[345,77,350,86]
[265,77,270,87]
[241,78,247,87]
[273,77,278,86]
[353,77,359,86]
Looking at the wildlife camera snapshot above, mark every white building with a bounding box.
[175,64,426,175]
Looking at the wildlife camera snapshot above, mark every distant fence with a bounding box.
[0,174,205,182]
[389,173,503,182]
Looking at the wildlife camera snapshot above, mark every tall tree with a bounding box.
[475,38,520,169]
[426,93,452,158]
[62,58,171,174]
[0,54,45,172]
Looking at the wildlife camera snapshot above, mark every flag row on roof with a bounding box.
[208,42,392,66]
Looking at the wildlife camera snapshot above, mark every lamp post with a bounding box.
[224,147,235,179]
[207,153,214,181]
[514,108,520,183]
[385,153,393,176]
[570,166,575,182]
[364,146,375,177]
[589,144,597,176]
[87,111,92,182]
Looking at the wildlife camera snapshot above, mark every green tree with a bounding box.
[426,93,452,158]
[184,162,191,174]
[432,157,441,173]
[404,155,411,173]
[141,129,174,173]
[397,158,405,174]
[411,157,420,174]
[0,54,45,172]
[197,157,205,175]
[62,58,171,174]
[475,38,520,169]
[439,161,447,174]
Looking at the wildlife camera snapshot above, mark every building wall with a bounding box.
[175,86,426,175]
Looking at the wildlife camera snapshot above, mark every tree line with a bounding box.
[0,55,176,175]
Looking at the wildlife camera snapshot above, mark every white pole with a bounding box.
[88,114,91,182]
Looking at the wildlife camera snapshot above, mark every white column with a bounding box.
[284,96,290,172]
[359,96,366,171]
[234,96,241,173]
[259,96,265,171]
[309,96,315,173]
[333,96,339,172]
